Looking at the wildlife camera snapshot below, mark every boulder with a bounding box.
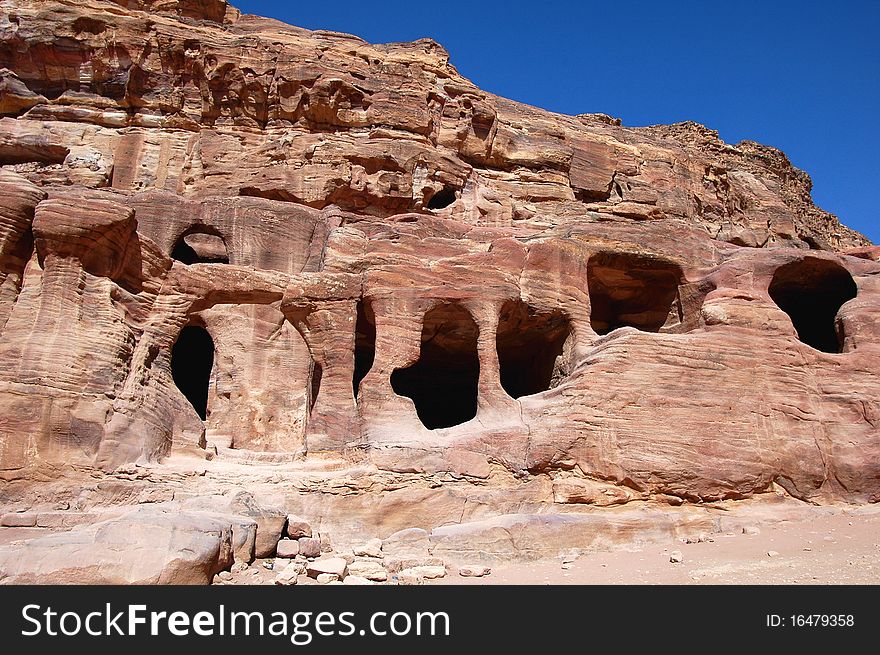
[0,513,37,527]
[306,557,347,580]
[353,538,383,558]
[298,537,322,558]
[286,515,312,539]
[0,507,234,584]
[276,539,300,559]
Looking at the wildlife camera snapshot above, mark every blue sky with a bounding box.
[234,0,879,244]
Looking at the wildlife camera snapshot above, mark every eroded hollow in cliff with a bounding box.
[309,361,323,412]
[171,325,215,420]
[390,303,479,429]
[768,257,857,353]
[497,300,573,398]
[171,227,230,265]
[353,298,376,398]
[426,186,457,210]
[588,252,684,334]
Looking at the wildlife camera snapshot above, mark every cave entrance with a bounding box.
[309,361,323,413]
[171,227,229,264]
[496,300,573,399]
[353,298,376,398]
[588,252,683,334]
[426,186,457,210]
[390,303,479,429]
[171,325,215,420]
[768,257,857,353]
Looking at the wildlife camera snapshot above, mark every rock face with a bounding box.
[0,506,235,584]
[0,0,878,582]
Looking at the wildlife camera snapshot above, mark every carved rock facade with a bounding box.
[0,0,878,531]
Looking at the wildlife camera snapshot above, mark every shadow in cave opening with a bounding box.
[171,325,215,420]
[353,298,376,398]
[497,300,572,399]
[768,258,857,353]
[390,303,479,430]
[171,226,230,265]
[587,251,684,334]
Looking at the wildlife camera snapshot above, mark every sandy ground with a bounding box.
[436,508,880,585]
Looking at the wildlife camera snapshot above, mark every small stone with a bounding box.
[396,571,424,585]
[285,515,312,539]
[459,565,491,578]
[261,560,274,570]
[319,532,332,553]
[0,513,37,528]
[298,537,321,558]
[218,571,233,581]
[276,539,300,559]
[669,551,683,563]
[767,550,780,558]
[353,538,383,558]
[274,561,304,586]
[399,565,446,580]
[306,557,347,579]
[742,526,760,535]
[698,533,714,543]
[231,561,249,574]
[343,575,374,585]
[561,562,573,570]
[317,573,339,584]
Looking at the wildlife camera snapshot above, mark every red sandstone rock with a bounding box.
[0,0,877,584]
[0,507,236,584]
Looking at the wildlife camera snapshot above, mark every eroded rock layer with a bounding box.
[0,0,878,526]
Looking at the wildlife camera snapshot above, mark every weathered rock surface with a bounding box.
[353,538,383,558]
[285,515,312,539]
[0,506,234,584]
[0,0,877,583]
[347,559,388,582]
[306,556,347,579]
[459,564,491,578]
[298,537,321,558]
[275,538,299,559]
[274,560,304,585]
[177,491,284,558]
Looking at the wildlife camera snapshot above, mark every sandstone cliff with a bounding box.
[0,0,878,529]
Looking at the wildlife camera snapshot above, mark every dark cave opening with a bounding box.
[171,325,215,421]
[353,298,376,398]
[588,252,683,334]
[768,257,857,353]
[426,186,457,210]
[496,300,573,399]
[171,227,230,265]
[390,303,480,429]
[309,361,323,413]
